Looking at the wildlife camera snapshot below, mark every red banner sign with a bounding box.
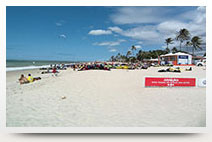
[145,77,196,87]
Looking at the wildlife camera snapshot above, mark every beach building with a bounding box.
[192,55,206,64]
[159,52,192,65]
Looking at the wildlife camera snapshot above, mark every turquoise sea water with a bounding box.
[6,60,79,71]
[6,60,73,67]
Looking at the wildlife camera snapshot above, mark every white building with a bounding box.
[160,52,192,65]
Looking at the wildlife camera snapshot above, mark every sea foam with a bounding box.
[6,65,50,72]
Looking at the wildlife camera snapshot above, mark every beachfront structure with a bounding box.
[192,55,206,64]
[159,52,192,65]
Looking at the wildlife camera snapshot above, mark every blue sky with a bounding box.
[7,6,206,61]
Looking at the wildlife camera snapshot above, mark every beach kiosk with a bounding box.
[160,52,192,65]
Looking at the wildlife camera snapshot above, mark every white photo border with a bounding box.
[0,0,211,133]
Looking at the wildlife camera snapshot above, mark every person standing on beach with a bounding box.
[52,67,58,76]
[73,64,76,71]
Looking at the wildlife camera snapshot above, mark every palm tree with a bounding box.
[176,29,190,51]
[171,47,178,53]
[136,50,143,61]
[120,55,127,62]
[131,45,137,56]
[191,36,202,55]
[116,53,121,62]
[126,50,132,58]
[165,38,174,49]
[165,47,170,53]
[185,41,192,53]
[110,55,115,62]
[126,50,132,63]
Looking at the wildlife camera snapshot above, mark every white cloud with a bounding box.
[157,21,188,36]
[56,23,63,26]
[88,29,112,35]
[95,41,119,46]
[134,45,142,49]
[56,20,65,26]
[90,26,162,44]
[94,39,126,47]
[120,26,161,43]
[91,26,161,44]
[118,39,126,42]
[110,7,168,24]
[90,6,205,54]
[59,34,67,39]
[156,6,206,42]
[110,7,194,25]
[109,49,117,52]
[129,6,206,45]
[108,26,123,33]
[137,41,143,44]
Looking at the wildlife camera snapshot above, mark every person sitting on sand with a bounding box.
[27,74,41,82]
[19,74,29,84]
[27,74,34,82]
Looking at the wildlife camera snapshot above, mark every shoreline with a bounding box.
[6,65,50,72]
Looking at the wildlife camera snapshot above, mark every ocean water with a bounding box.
[6,60,73,71]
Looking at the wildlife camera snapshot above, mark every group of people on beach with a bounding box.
[40,64,63,76]
[69,62,149,71]
[73,63,111,71]
[19,74,41,85]
[19,65,61,85]
[17,62,149,85]
[41,67,58,75]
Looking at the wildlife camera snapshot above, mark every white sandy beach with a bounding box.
[6,66,206,127]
